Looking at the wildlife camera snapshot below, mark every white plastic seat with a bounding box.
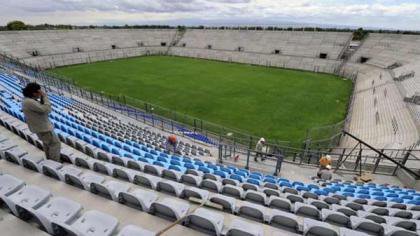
[262,187,280,197]
[339,227,369,236]
[181,186,209,200]
[303,218,338,236]
[91,180,130,201]
[225,218,264,236]
[285,193,304,203]
[209,194,237,213]
[66,172,105,190]
[58,165,83,182]
[244,190,267,205]
[308,198,330,210]
[222,184,244,199]
[350,216,385,236]
[74,155,97,169]
[332,204,357,217]
[134,173,161,189]
[321,208,350,226]
[201,179,222,193]
[294,202,320,220]
[41,160,64,180]
[236,201,266,222]
[112,167,137,182]
[150,198,190,221]
[341,200,363,212]
[357,210,386,224]
[222,178,239,186]
[126,159,145,171]
[144,164,164,176]
[117,225,155,236]
[242,183,259,192]
[34,197,83,234]
[156,180,185,197]
[363,205,389,216]
[268,196,292,212]
[183,208,224,235]
[382,223,418,236]
[92,161,117,175]
[162,169,183,181]
[269,209,299,233]
[4,148,28,165]
[4,185,51,216]
[181,174,202,187]
[0,174,25,199]
[388,208,413,219]
[21,155,45,172]
[57,210,119,236]
[0,140,17,159]
[384,216,417,232]
[118,188,158,212]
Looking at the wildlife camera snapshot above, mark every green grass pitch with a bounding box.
[50,55,352,144]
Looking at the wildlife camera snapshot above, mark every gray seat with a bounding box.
[4,185,51,217]
[244,190,267,205]
[34,197,83,234]
[388,208,413,219]
[209,194,237,214]
[57,210,119,236]
[321,209,350,227]
[262,188,280,197]
[183,208,224,235]
[236,201,266,222]
[364,205,389,216]
[144,164,164,176]
[242,183,258,192]
[225,218,264,236]
[150,198,190,221]
[350,216,385,236]
[112,167,137,182]
[117,225,155,236]
[285,193,304,203]
[222,184,244,199]
[294,202,320,220]
[126,159,145,171]
[303,218,338,236]
[269,209,299,233]
[91,180,130,201]
[268,196,292,212]
[223,178,239,186]
[308,198,330,210]
[156,180,185,197]
[118,188,158,212]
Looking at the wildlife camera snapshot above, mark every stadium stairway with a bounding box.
[1,94,420,235]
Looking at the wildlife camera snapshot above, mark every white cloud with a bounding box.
[1,0,420,30]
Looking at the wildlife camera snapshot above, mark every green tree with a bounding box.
[6,20,27,30]
[353,27,368,40]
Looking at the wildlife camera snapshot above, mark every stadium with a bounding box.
[1,1,420,235]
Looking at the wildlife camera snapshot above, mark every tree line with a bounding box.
[2,20,420,39]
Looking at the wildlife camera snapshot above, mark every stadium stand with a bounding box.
[1,68,420,235]
[0,29,352,73]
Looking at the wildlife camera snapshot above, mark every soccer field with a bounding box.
[50,55,352,144]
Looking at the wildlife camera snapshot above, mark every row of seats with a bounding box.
[0,72,419,207]
[1,112,419,236]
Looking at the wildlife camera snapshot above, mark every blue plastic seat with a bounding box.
[123,145,132,152]
[194,161,205,167]
[263,178,276,184]
[356,194,370,199]
[296,186,309,192]
[249,174,262,181]
[170,160,182,166]
[343,188,355,193]
[132,148,142,156]
[219,167,233,174]
[371,192,384,196]
[207,164,219,171]
[138,157,150,163]
[356,189,369,195]
[246,178,260,186]
[342,192,354,197]
[279,181,292,188]
[198,166,212,174]
[373,196,387,201]
[144,153,155,160]
[235,171,248,178]
[406,200,420,205]
[169,165,184,172]
[111,148,122,156]
[389,198,403,203]
[251,172,263,177]
[230,174,244,183]
[153,161,169,168]
[101,144,111,153]
[313,189,328,196]
[157,156,168,163]
[184,163,197,170]
[307,184,319,191]
[292,181,304,187]
[214,170,227,178]
[386,193,399,198]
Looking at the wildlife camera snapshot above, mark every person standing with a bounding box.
[254,137,265,162]
[166,134,177,154]
[22,83,61,162]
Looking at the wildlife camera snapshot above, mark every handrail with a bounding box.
[343,130,420,179]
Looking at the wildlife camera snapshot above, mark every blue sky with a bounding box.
[1,0,420,30]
